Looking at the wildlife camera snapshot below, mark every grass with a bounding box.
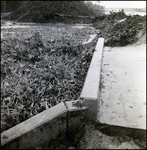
[1,24,97,132]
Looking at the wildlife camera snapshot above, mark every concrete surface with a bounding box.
[65,100,88,135]
[80,38,104,100]
[80,38,104,121]
[98,43,146,130]
[95,38,104,52]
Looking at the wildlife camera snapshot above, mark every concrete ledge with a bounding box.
[95,38,104,51]
[1,102,67,149]
[80,38,104,121]
[82,99,98,121]
[80,38,104,99]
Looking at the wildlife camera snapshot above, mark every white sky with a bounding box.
[91,1,146,8]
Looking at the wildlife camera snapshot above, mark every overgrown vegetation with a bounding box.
[1,1,105,23]
[2,1,91,21]
[93,10,146,46]
[1,26,97,132]
[1,1,25,13]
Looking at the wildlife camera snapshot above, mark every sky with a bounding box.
[91,1,146,8]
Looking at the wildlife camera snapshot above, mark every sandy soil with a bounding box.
[47,121,144,149]
[78,122,141,149]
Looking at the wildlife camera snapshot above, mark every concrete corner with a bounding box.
[82,98,98,121]
[65,100,88,135]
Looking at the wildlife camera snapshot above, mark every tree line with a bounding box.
[1,1,105,16]
[1,1,28,13]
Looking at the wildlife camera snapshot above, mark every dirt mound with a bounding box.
[47,121,146,149]
[93,11,146,46]
[2,1,95,23]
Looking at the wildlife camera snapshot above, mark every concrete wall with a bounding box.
[80,38,104,121]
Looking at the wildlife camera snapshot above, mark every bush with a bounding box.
[93,11,146,46]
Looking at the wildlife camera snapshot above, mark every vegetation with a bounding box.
[1,1,105,22]
[1,1,26,13]
[1,25,97,132]
[93,10,146,46]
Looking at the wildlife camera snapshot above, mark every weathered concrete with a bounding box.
[1,102,67,149]
[82,99,98,121]
[65,100,88,135]
[80,38,104,99]
[98,43,146,130]
[80,38,104,121]
[95,38,105,52]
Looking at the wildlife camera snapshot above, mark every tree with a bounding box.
[1,1,7,13]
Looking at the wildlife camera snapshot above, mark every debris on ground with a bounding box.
[1,1,106,23]
[93,10,146,46]
[46,121,146,149]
